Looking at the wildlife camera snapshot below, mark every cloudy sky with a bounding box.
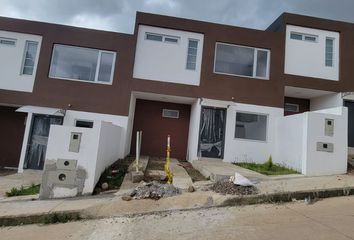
[0,0,353,33]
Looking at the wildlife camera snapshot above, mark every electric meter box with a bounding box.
[69,132,82,153]
[325,119,334,137]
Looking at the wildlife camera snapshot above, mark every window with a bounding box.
[186,39,198,70]
[214,43,270,79]
[235,112,267,141]
[162,109,179,119]
[21,41,39,75]
[0,37,16,46]
[145,32,179,44]
[290,32,318,42]
[75,120,94,128]
[284,103,299,112]
[49,45,116,84]
[325,38,334,67]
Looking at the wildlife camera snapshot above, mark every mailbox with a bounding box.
[69,132,82,153]
[316,142,334,153]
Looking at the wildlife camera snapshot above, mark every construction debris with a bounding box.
[210,179,258,195]
[128,181,181,200]
[229,172,255,186]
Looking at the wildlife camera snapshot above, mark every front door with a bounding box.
[198,107,226,159]
[24,114,63,170]
[345,101,354,147]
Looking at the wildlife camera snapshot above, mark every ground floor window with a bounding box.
[235,112,267,141]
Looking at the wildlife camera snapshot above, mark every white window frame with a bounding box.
[162,109,180,119]
[75,119,94,128]
[213,42,271,80]
[145,32,180,44]
[284,103,300,112]
[0,37,16,46]
[186,38,199,71]
[290,32,318,43]
[325,37,335,67]
[234,111,269,143]
[49,44,116,85]
[21,40,39,76]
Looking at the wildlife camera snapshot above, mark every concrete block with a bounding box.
[56,159,77,170]
[48,170,76,185]
[131,171,144,183]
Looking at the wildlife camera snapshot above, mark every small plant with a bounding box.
[6,184,40,197]
[265,156,273,170]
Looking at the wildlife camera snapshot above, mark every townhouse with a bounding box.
[0,12,353,181]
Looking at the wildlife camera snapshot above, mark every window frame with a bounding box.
[145,32,180,44]
[186,38,199,71]
[75,119,94,128]
[325,37,335,67]
[0,37,17,46]
[234,111,269,143]
[290,32,319,43]
[48,44,116,85]
[284,103,300,113]
[21,40,39,76]
[213,42,271,80]
[162,109,180,119]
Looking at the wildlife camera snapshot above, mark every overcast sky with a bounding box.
[1,0,354,33]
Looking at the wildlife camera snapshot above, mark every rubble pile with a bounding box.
[210,179,258,195]
[130,181,181,200]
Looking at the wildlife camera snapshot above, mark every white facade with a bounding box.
[186,98,283,164]
[0,30,42,92]
[133,25,204,86]
[45,121,122,194]
[310,93,343,111]
[285,25,339,81]
[275,107,347,176]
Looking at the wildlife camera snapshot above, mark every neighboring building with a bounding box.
[0,12,353,179]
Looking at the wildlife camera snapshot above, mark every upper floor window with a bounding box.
[21,41,39,75]
[49,44,116,84]
[214,43,270,79]
[186,39,198,70]
[145,32,179,44]
[290,32,318,42]
[0,37,16,46]
[325,38,334,67]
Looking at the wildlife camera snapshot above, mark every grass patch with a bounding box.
[6,184,40,197]
[43,212,82,224]
[234,156,299,176]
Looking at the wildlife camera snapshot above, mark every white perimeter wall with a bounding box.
[187,99,201,161]
[133,25,204,86]
[46,121,122,194]
[285,25,339,81]
[0,30,42,92]
[63,110,128,158]
[275,107,347,176]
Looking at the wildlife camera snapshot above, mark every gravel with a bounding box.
[129,181,181,200]
[210,179,258,195]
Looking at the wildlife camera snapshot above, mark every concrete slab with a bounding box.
[170,159,193,190]
[0,170,42,199]
[192,159,267,182]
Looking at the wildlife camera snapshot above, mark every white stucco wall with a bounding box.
[285,25,339,80]
[0,30,42,92]
[45,121,122,194]
[186,99,201,161]
[124,94,136,156]
[63,110,128,159]
[133,25,204,86]
[224,103,283,164]
[275,113,306,172]
[310,93,343,111]
[275,107,347,176]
